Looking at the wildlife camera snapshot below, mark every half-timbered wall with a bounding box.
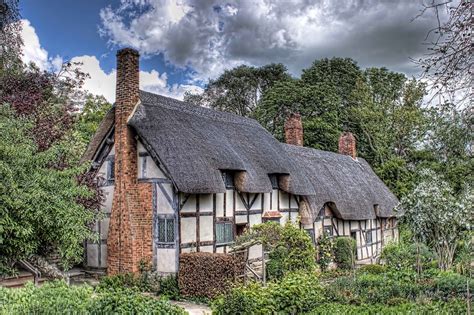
[87,142,398,272]
[302,204,399,261]
[86,145,115,269]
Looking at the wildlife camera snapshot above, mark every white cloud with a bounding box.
[20,19,49,70]
[70,55,202,102]
[99,0,441,80]
[19,19,202,103]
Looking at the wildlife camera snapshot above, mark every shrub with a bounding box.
[96,273,144,292]
[159,275,180,300]
[212,271,323,315]
[357,264,387,275]
[381,241,435,271]
[333,237,356,270]
[238,221,316,280]
[316,234,333,271]
[270,271,324,314]
[309,301,467,314]
[0,280,185,315]
[179,252,236,299]
[432,271,474,300]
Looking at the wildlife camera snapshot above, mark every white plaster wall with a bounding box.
[181,217,196,243]
[156,183,174,214]
[199,216,213,242]
[235,215,247,224]
[215,193,224,217]
[250,194,261,210]
[157,248,177,273]
[235,194,245,211]
[200,194,213,211]
[225,190,234,217]
[137,141,168,179]
[181,195,196,212]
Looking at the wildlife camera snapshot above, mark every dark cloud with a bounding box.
[99,0,440,80]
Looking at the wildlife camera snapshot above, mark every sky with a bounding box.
[19,0,440,103]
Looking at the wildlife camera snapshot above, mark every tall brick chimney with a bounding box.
[108,48,153,274]
[338,131,357,159]
[284,113,304,146]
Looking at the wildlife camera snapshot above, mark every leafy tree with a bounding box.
[75,94,112,145]
[184,64,290,116]
[0,0,22,71]
[399,169,472,270]
[0,105,99,272]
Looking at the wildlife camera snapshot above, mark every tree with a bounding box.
[0,0,22,71]
[0,105,99,273]
[184,64,290,116]
[399,169,472,270]
[415,0,473,106]
[75,94,112,145]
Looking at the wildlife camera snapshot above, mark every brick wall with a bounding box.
[107,48,153,274]
[338,132,357,159]
[284,113,304,146]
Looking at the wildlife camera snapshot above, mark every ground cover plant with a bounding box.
[0,280,186,315]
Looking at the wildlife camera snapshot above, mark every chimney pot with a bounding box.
[338,131,357,159]
[284,113,304,146]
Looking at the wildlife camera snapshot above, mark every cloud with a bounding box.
[20,19,49,70]
[99,0,440,80]
[20,19,202,103]
[70,55,202,102]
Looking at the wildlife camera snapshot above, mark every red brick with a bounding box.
[284,113,303,146]
[338,132,357,159]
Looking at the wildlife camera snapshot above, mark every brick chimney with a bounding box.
[284,113,304,146]
[108,48,153,274]
[338,131,357,159]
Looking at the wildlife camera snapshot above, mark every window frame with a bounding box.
[156,216,176,246]
[216,221,234,245]
[221,171,235,189]
[106,156,115,185]
[323,225,333,237]
[365,230,373,244]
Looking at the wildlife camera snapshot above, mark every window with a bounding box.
[365,230,373,244]
[236,223,248,237]
[157,217,175,244]
[216,222,234,244]
[269,174,279,189]
[106,157,115,185]
[323,225,333,236]
[263,217,281,223]
[221,171,234,189]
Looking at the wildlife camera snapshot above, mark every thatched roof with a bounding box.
[128,91,314,194]
[84,91,398,220]
[282,144,399,220]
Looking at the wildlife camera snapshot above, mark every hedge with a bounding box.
[179,252,237,298]
[309,301,467,314]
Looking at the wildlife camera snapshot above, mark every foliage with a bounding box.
[308,300,467,315]
[0,280,186,315]
[399,169,473,270]
[179,252,237,299]
[333,237,356,270]
[357,264,388,275]
[316,233,333,271]
[158,274,180,300]
[96,273,145,292]
[0,106,98,271]
[381,241,436,272]
[236,221,316,280]
[75,94,112,145]
[0,0,23,71]
[212,271,323,315]
[184,64,290,117]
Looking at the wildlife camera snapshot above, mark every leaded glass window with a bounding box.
[157,217,175,244]
[216,222,234,244]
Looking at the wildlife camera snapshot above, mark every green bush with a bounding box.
[357,264,387,275]
[309,301,467,314]
[0,280,186,314]
[432,271,474,300]
[333,237,356,270]
[159,275,180,300]
[96,273,144,292]
[316,233,333,271]
[212,271,323,315]
[381,241,435,271]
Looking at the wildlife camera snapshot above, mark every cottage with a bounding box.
[82,48,399,275]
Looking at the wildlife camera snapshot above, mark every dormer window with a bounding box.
[221,171,234,189]
[269,174,279,189]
